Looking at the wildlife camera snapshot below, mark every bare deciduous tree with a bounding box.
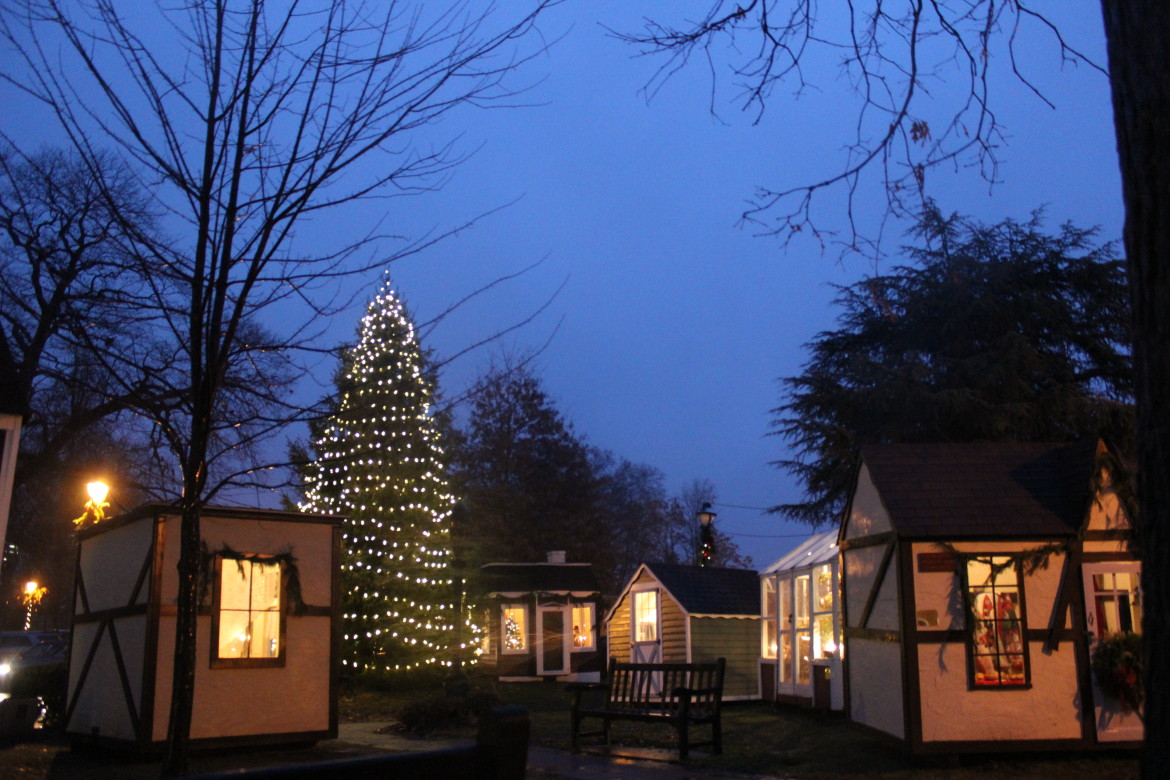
[621,2,1168,773]
[1,0,559,773]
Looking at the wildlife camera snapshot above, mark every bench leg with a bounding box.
[678,721,689,761]
[711,717,722,755]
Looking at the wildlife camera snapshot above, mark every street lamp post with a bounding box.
[697,502,717,567]
[22,580,45,630]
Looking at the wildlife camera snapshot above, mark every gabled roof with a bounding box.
[762,530,838,575]
[857,439,1101,539]
[636,563,760,617]
[478,562,600,597]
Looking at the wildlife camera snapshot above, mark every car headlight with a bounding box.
[0,663,11,677]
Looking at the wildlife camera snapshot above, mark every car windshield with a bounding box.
[19,642,64,661]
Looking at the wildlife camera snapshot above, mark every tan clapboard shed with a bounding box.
[605,563,760,700]
[66,505,340,752]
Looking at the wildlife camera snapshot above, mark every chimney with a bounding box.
[546,550,566,564]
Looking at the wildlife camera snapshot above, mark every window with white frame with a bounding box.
[812,563,839,659]
[795,574,811,684]
[571,604,595,650]
[502,605,527,653]
[633,590,658,643]
[778,578,792,683]
[761,577,777,659]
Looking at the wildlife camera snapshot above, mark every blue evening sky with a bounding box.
[3,2,1123,567]
[356,2,1123,566]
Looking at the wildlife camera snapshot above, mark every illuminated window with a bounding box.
[812,563,839,659]
[1088,569,1141,638]
[213,556,283,668]
[797,633,811,684]
[794,574,811,684]
[502,605,527,653]
[633,590,658,643]
[761,578,777,659]
[814,564,834,612]
[965,556,1029,688]
[778,578,792,682]
[794,575,810,629]
[571,605,595,650]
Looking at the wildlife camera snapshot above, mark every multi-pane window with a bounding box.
[778,578,792,683]
[1088,570,1141,639]
[965,556,1029,687]
[215,556,283,666]
[502,605,527,653]
[761,578,777,659]
[633,590,658,643]
[812,563,840,659]
[794,574,811,684]
[571,604,595,650]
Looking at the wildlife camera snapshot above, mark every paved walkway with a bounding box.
[337,722,789,779]
[16,723,790,779]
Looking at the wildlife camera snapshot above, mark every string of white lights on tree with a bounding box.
[301,279,468,673]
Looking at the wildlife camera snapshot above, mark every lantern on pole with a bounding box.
[697,502,716,567]
[74,480,110,527]
[21,580,46,630]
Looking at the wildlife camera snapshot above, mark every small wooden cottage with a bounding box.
[841,440,1141,753]
[760,530,843,710]
[67,505,340,752]
[605,563,760,700]
[478,552,604,682]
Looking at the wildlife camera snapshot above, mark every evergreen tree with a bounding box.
[774,204,1133,525]
[452,363,599,571]
[301,281,458,673]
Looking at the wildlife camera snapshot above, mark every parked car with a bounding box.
[0,638,66,679]
[0,631,62,667]
[0,634,69,729]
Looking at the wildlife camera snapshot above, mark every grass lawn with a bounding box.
[342,674,1139,779]
[0,675,1138,779]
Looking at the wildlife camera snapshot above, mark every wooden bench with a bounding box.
[567,658,725,760]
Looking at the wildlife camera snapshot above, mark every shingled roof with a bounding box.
[857,439,1101,539]
[640,563,760,616]
[479,562,600,596]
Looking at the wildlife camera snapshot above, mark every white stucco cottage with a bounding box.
[840,440,1141,753]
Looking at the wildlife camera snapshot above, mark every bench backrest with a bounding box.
[604,658,725,714]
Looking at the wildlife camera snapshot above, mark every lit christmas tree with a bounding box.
[301,280,460,673]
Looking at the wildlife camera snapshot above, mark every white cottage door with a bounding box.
[536,606,569,676]
[630,589,662,693]
[1081,562,1144,742]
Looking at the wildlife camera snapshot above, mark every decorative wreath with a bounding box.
[1090,632,1143,719]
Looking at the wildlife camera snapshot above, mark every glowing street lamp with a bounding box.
[74,480,110,528]
[697,502,716,567]
[22,580,46,630]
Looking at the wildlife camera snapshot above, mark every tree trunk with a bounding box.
[1099,1,1170,772]
[161,501,201,776]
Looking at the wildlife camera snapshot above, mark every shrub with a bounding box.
[465,690,503,718]
[393,696,472,735]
